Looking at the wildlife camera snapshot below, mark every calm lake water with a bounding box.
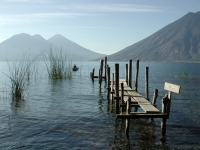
[0,61,200,149]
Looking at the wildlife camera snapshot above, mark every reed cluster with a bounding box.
[3,54,37,100]
[174,71,192,78]
[45,48,72,79]
[3,48,73,101]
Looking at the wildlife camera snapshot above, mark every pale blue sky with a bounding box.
[0,0,200,54]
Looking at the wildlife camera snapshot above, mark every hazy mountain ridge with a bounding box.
[0,33,105,61]
[48,34,104,60]
[107,11,200,62]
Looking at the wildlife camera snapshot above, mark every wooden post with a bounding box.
[167,91,172,118]
[98,59,104,88]
[134,60,139,92]
[164,82,181,118]
[115,63,119,113]
[145,67,149,101]
[98,68,101,87]
[110,73,114,103]
[104,56,107,81]
[161,82,180,137]
[115,64,119,97]
[125,64,128,84]
[92,68,95,79]
[107,66,110,100]
[151,89,158,120]
[125,96,131,136]
[120,82,125,113]
[90,68,95,80]
[128,60,132,88]
[120,83,124,103]
[152,89,158,107]
[161,94,169,136]
[105,64,109,82]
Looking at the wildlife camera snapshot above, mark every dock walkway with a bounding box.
[91,57,181,137]
[118,79,160,113]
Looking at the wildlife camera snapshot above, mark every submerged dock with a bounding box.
[91,57,181,137]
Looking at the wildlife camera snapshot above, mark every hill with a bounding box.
[48,34,104,60]
[107,11,200,62]
[0,33,105,61]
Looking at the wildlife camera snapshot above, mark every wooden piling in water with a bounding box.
[90,68,94,78]
[98,59,104,88]
[128,60,132,88]
[110,73,115,103]
[125,96,131,136]
[106,64,109,85]
[134,60,139,92]
[107,65,110,100]
[120,83,124,103]
[152,89,158,107]
[145,67,149,101]
[161,94,169,136]
[115,63,119,113]
[120,82,125,113]
[104,57,107,81]
[125,64,128,84]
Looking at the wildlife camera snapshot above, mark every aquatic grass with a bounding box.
[174,71,193,78]
[45,48,73,79]
[3,53,38,100]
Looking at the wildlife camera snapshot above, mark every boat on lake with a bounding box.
[72,64,79,71]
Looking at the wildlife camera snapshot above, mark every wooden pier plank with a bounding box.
[119,87,132,91]
[124,96,138,104]
[117,75,160,113]
[133,96,160,113]
[119,91,138,104]
[126,90,142,97]
[117,80,160,113]
[116,112,168,119]
[139,104,160,113]
[133,96,150,103]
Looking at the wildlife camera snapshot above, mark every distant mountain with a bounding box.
[0,33,105,61]
[107,11,200,62]
[48,34,104,60]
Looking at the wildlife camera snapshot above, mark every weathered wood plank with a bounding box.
[164,82,181,93]
[116,112,168,119]
[126,90,142,97]
[123,91,131,96]
[118,91,138,104]
[133,97,160,113]
[119,79,126,83]
[139,104,160,113]
[124,96,138,104]
[133,97,150,104]
[120,103,139,107]
[119,87,132,91]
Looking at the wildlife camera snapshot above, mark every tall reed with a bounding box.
[45,48,72,79]
[3,53,38,100]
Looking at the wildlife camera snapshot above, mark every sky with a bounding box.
[0,0,200,55]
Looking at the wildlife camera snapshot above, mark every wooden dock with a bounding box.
[91,57,181,137]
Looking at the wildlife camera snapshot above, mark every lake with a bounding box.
[0,60,200,149]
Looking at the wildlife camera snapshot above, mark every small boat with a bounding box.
[72,66,79,71]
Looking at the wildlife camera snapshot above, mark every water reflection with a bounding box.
[108,117,171,149]
[11,99,26,112]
